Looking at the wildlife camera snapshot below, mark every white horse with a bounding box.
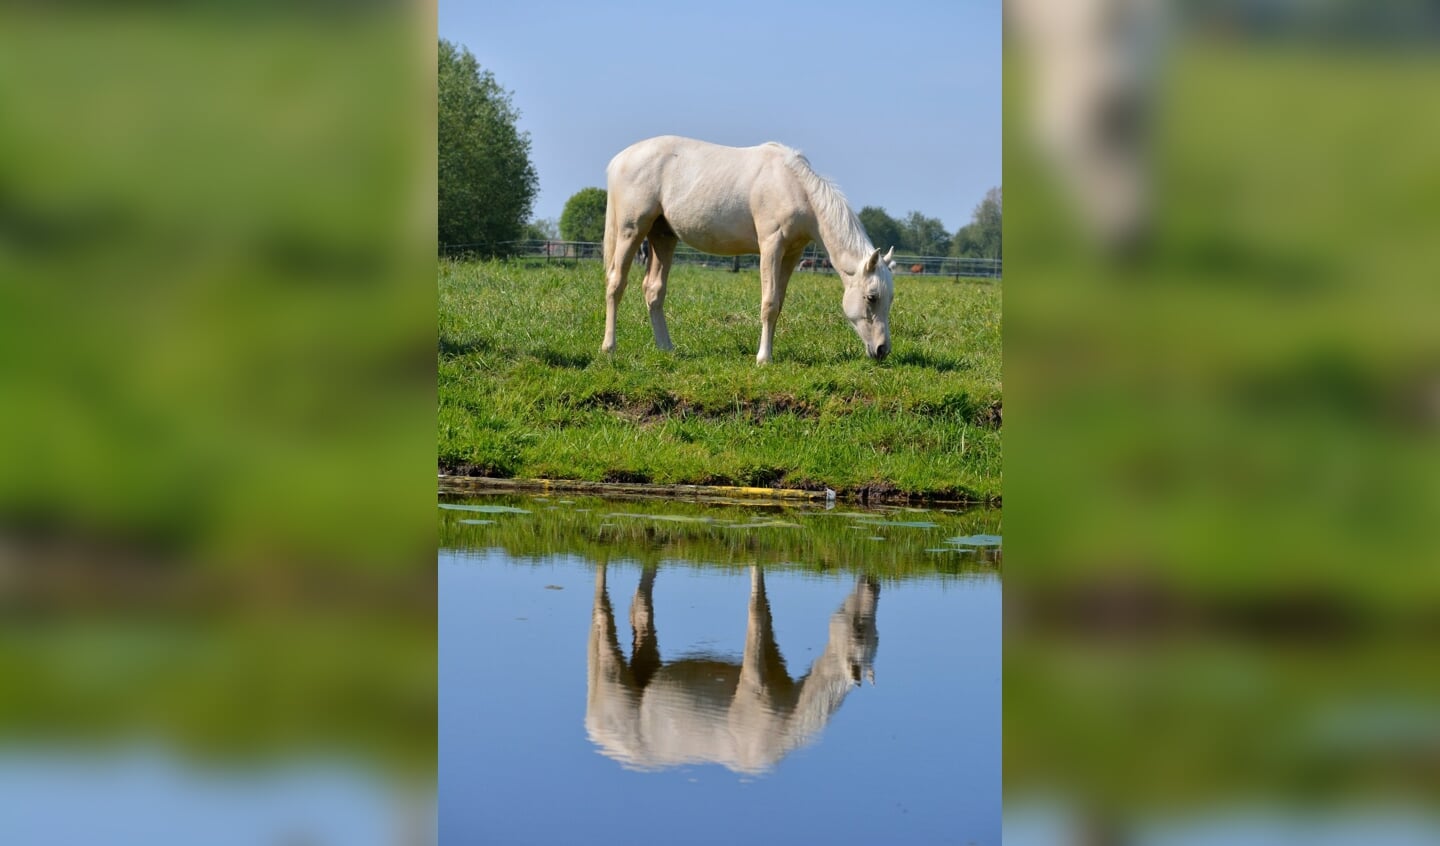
[600,136,896,364]
[586,565,879,774]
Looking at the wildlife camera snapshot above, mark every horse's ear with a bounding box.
[863,248,880,274]
[882,245,895,263]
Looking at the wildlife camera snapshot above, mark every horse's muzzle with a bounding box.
[872,342,890,362]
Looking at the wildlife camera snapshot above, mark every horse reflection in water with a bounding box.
[587,565,879,774]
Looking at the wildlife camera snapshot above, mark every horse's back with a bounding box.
[607,136,809,255]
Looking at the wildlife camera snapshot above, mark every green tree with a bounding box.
[951,187,1002,259]
[438,39,538,256]
[522,218,558,241]
[858,206,905,253]
[900,210,952,256]
[559,187,607,244]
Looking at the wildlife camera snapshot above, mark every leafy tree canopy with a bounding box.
[900,210,952,257]
[522,218,559,241]
[559,187,607,244]
[951,187,1001,260]
[438,39,538,256]
[859,206,905,254]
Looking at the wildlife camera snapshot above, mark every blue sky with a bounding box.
[440,0,1000,235]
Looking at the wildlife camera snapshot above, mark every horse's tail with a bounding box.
[603,198,617,270]
[602,168,619,271]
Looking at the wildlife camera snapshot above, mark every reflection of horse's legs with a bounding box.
[642,227,678,351]
[740,566,792,697]
[590,564,627,686]
[629,567,660,688]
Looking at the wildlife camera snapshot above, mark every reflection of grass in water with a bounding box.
[439,494,1002,577]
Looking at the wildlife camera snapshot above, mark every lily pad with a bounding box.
[440,503,532,514]
[853,520,940,529]
[723,521,801,529]
[603,512,721,524]
[945,534,1002,547]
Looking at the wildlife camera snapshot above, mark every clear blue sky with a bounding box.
[440,0,1000,236]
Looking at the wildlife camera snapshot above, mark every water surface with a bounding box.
[440,493,1001,845]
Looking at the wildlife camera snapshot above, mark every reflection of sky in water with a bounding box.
[0,746,426,846]
[441,549,1000,845]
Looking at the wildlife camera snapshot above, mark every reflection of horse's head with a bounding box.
[827,576,880,687]
[586,566,879,774]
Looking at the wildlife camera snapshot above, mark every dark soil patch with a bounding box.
[578,390,818,425]
[850,480,901,505]
[442,461,512,478]
[602,468,652,484]
[975,400,1002,428]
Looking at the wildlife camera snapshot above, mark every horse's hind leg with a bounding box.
[643,224,678,351]
[601,215,647,355]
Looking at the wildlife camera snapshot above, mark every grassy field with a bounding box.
[438,259,1001,502]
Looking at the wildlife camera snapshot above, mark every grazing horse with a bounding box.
[600,136,895,364]
[910,263,925,274]
[586,565,879,774]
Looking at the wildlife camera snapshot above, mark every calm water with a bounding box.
[439,493,1001,846]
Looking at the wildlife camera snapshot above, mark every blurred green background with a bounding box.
[0,3,438,831]
[1006,2,1440,841]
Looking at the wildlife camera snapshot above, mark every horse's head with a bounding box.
[841,246,896,361]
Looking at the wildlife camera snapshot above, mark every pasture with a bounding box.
[438,260,1001,502]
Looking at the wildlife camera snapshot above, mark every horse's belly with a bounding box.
[664,212,758,256]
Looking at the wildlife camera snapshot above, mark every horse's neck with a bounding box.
[786,646,858,740]
[807,202,873,277]
[785,157,872,275]
[787,580,879,733]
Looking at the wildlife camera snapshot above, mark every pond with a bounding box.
[439,491,1002,845]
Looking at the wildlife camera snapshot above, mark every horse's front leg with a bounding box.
[756,243,786,365]
[755,241,804,365]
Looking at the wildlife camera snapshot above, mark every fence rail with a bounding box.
[440,239,1001,280]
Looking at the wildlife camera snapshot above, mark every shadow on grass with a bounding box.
[439,336,492,358]
[535,348,594,369]
[891,349,969,372]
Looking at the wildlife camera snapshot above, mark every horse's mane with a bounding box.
[769,143,875,262]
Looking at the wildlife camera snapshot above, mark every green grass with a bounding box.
[439,260,1001,502]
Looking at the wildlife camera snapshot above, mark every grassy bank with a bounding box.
[438,260,1001,502]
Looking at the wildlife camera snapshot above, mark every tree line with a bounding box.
[440,39,999,261]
